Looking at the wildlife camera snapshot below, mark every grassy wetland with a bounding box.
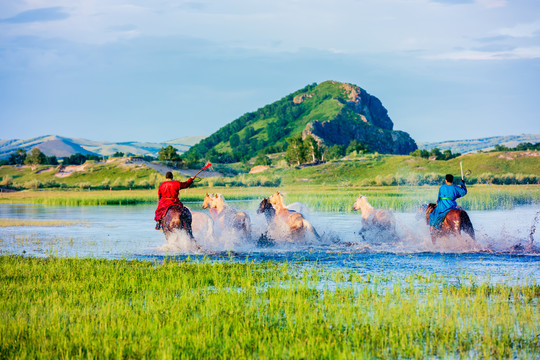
[1,184,539,212]
[1,255,539,359]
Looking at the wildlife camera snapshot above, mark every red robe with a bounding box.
[154,178,193,221]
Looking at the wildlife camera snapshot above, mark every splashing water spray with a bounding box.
[527,211,540,252]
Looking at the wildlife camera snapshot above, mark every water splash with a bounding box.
[156,206,540,255]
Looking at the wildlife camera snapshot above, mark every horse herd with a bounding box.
[161,191,475,248]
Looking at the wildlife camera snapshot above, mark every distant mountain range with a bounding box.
[418,134,540,154]
[0,135,206,159]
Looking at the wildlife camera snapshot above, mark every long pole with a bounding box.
[192,162,212,179]
[460,161,464,180]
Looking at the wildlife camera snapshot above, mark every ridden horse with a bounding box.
[352,194,396,232]
[266,191,320,239]
[162,205,194,239]
[202,193,251,239]
[424,203,475,244]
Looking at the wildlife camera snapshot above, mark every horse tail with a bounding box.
[460,210,475,240]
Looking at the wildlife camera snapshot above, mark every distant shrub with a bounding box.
[25,179,42,190]
[79,182,91,190]
[383,174,397,186]
[407,173,422,186]
[1,175,13,187]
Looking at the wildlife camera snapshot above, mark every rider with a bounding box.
[429,174,467,228]
[154,171,194,230]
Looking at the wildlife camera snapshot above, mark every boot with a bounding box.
[155,221,161,230]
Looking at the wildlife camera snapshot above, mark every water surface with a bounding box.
[1,202,538,283]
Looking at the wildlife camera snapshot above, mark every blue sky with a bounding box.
[0,0,539,143]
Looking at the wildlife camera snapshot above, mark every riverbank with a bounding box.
[1,184,539,211]
[1,255,538,358]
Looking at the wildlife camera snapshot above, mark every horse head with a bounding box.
[268,191,285,209]
[202,193,214,209]
[257,198,275,222]
[352,194,364,211]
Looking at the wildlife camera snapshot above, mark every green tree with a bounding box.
[24,148,47,165]
[158,146,181,162]
[430,148,443,160]
[8,149,27,165]
[62,153,88,165]
[111,151,125,158]
[303,136,321,163]
[254,153,271,166]
[325,145,345,161]
[46,155,59,165]
[346,140,370,155]
[229,134,240,148]
[285,135,307,166]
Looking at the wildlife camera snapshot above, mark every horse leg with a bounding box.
[429,227,438,245]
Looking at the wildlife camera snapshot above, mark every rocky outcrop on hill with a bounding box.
[302,82,417,154]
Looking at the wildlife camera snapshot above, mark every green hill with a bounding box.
[186,81,417,162]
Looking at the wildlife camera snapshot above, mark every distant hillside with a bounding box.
[418,134,540,154]
[186,81,417,162]
[0,135,206,159]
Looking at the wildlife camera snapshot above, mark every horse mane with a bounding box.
[425,203,436,223]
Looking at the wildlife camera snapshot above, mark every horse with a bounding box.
[266,191,320,240]
[352,194,396,231]
[161,205,194,239]
[189,209,215,240]
[202,193,251,239]
[424,203,475,244]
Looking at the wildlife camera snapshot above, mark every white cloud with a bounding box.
[426,46,540,60]
[0,0,538,59]
[497,21,540,38]
[476,0,507,8]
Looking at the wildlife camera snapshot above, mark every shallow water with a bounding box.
[0,202,538,283]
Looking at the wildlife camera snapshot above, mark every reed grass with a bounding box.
[0,255,538,359]
[0,185,538,211]
[0,218,82,227]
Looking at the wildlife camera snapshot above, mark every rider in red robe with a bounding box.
[154,171,194,229]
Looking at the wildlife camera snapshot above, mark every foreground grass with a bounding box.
[1,256,539,359]
[0,184,539,211]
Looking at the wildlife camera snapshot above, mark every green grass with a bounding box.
[1,185,538,211]
[1,256,538,359]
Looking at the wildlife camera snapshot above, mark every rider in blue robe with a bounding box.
[429,174,467,228]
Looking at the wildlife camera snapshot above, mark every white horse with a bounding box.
[267,191,320,241]
[352,194,397,241]
[202,193,251,239]
[188,209,215,241]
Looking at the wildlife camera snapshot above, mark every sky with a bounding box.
[0,0,539,143]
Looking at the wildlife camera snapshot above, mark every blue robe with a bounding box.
[429,182,467,228]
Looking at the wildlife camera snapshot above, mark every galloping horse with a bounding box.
[266,191,320,240]
[161,205,194,239]
[352,194,396,231]
[202,193,251,239]
[190,210,215,240]
[424,203,475,244]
